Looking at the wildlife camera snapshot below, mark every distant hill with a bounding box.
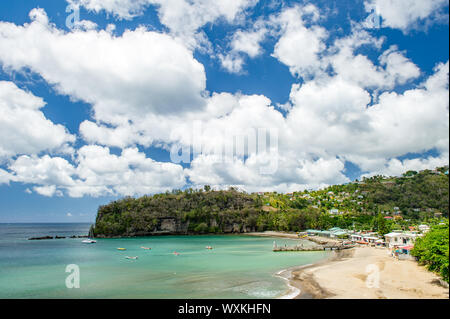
[92,166,449,237]
[356,167,449,217]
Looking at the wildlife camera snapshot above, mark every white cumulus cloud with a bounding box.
[271,5,328,78]
[0,81,75,158]
[0,9,206,125]
[365,0,449,32]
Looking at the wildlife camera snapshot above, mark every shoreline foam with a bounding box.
[275,263,316,299]
[275,268,301,299]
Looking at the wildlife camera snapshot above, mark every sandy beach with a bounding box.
[247,231,303,239]
[248,231,448,299]
[290,246,449,299]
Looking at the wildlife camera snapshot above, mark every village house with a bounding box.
[351,234,363,242]
[363,235,379,244]
[329,208,339,215]
[418,224,430,233]
[384,232,421,248]
[350,233,380,244]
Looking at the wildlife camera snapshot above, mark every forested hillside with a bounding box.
[93,166,449,237]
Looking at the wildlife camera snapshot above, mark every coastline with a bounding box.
[6,225,448,299]
[289,249,353,299]
[245,231,342,299]
[288,246,449,299]
[274,249,345,299]
[245,232,448,299]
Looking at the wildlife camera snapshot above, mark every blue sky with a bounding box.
[0,0,448,222]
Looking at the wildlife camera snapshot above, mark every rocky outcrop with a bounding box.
[28,236,53,240]
[29,235,87,240]
[160,218,177,232]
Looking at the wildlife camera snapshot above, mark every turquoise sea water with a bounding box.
[0,223,330,299]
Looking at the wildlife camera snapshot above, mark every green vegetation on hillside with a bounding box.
[94,188,262,236]
[93,166,448,238]
[412,221,449,283]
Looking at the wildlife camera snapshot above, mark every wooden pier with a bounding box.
[272,244,355,252]
[272,238,355,252]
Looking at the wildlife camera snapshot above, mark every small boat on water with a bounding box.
[140,246,151,250]
[125,256,138,260]
[82,239,97,244]
[173,251,180,256]
[117,248,127,251]
[82,228,97,243]
[205,246,213,250]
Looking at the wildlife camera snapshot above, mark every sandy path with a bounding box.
[292,247,449,299]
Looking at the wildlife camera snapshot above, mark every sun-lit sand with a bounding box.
[247,231,302,239]
[247,232,448,299]
[291,246,449,299]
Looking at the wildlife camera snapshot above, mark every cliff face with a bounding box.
[92,189,262,237]
[94,217,257,238]
[95,217,185,237]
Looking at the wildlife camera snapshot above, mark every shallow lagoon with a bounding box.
[0,224,330,298]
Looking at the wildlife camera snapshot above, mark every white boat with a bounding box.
[126,256,138,260]
[82,239,97,244]
[82,227,96,244]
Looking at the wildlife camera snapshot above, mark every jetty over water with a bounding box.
[273,243,355,252]
[272,236,355,252]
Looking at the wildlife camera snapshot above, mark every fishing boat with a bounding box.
[82,239,96,244]
[173,251,180,256]
[140,246,151,250]
[205,246,213,250]
[117,248,127,251]
[125,256,138,260]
